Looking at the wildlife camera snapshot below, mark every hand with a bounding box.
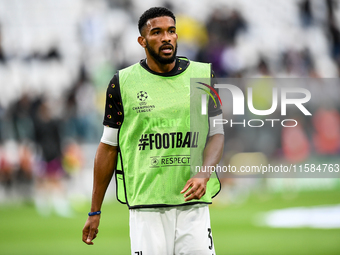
[82,215,100,245]
[180,172,210,202]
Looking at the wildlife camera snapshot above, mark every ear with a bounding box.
[138,36,146,48]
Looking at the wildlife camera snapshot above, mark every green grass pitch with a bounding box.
[0,189,339,255]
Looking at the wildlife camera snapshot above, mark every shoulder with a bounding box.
[118,62,143,83]
[185,59,211,77]
[188,59,210,66]
[186,59,211,69]
[119,62,140,73]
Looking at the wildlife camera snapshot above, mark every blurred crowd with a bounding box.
[0,0,340,210]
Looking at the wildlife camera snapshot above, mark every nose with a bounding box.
[161,31,171,43]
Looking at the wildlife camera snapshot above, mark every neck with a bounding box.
[145,55,176,73]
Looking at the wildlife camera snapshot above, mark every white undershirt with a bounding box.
[100,126,119,146]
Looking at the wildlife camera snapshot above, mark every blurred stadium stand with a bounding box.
[0,0,339,211]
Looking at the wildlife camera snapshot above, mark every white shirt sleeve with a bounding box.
[208,114,224,137]
[100,126,119,146]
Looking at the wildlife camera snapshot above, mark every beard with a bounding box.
[146,41,178,64]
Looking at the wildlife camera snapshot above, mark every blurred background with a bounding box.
[0,0,339,254]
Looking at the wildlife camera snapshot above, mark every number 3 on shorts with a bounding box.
[208,228,213,250]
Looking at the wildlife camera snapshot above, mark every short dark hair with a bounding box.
[138,7,176,35]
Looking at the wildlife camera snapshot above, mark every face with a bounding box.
[139,16,178,64]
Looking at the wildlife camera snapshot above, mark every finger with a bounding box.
[86,228,95,245]
[184,187,200,201]
[85,238,94,245]
[184,186,196,198]
[85,240,94,245]
[185,184,206,201]
[82,224,92,243]
[184,182,201,197]
[92,229,99,240]
[180,180,192,194]
[184,191,198,202]
[197,187,206,199]
[82,228,89,243]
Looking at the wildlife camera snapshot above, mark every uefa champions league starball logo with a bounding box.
[133,90,154,113]
[137,91,148,101]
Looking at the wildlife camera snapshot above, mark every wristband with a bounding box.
[88,211,101,216]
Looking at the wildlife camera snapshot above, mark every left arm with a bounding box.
[181,133,224,202]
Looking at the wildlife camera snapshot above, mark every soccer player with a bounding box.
[82,7,224,255]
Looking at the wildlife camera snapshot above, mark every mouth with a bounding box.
[160,44,173,54]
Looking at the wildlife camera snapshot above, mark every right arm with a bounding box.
[82,142,118,245]
[82,73,122,245]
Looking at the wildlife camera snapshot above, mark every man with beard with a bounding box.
[82,7,224,255]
